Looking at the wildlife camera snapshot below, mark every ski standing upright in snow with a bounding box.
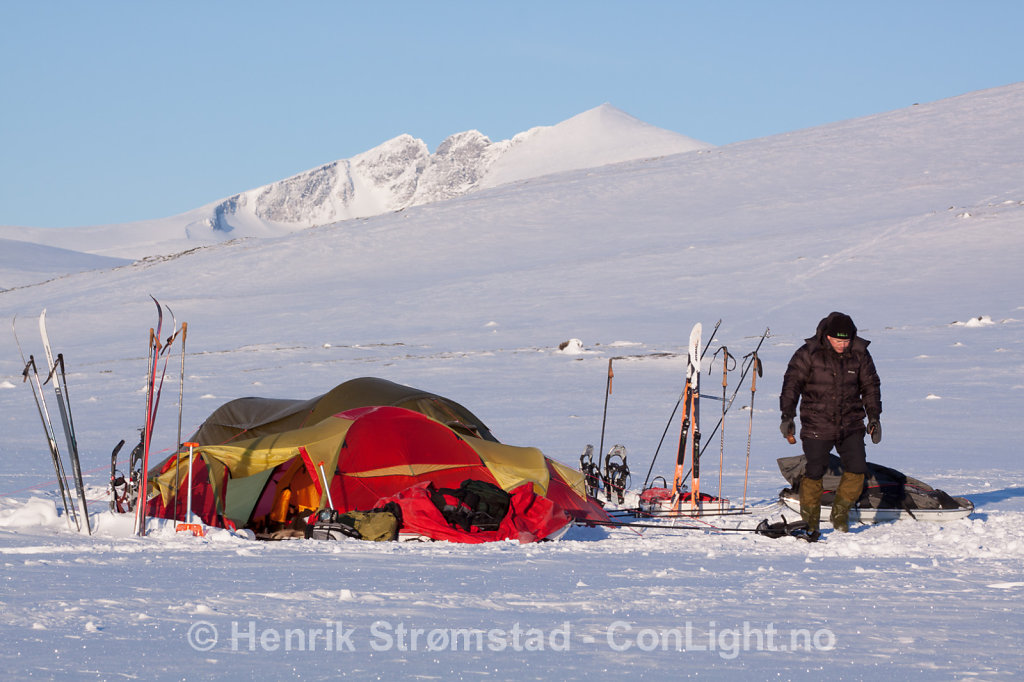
[38,310,91,534]
[671,323,702,512]
[134,297,164,535]
[12,316,80,531]
[688,324,703,510]
[641,319,719,493]
[132,297,187,535]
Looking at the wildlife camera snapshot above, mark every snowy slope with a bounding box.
[0,238,129,291]
[0,84,1023,679]
[0,208,224,262]
[478,103,709,189]
[0,104,708,261]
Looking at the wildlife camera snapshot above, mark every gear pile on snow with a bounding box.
[777,454,973,523]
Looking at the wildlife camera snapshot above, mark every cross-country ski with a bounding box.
[38,310,91,534]
[11,316,79,531]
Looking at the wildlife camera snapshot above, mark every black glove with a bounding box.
[867,419,881,444]
[780,417,795,440]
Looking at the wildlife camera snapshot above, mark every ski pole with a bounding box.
[53,353,91,534]
[712,346,734,510]
[698,327,770,459]
[173,445,182,522]
[174,322,188,521]
[598,357,614,465]
[742,351,763,511]
[185,443,196,525]
[583,518,766,534]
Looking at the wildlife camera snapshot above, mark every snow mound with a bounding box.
[557,338,586,355]
[0,497,61,529]
[953,315,995,327]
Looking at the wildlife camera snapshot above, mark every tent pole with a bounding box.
[318,461,336,509]
[186,442,196,525]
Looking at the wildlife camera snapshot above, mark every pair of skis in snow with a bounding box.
[667,323,769,513]
[131,296,187,536]
[12,311,91,534]
[670,323,705,512]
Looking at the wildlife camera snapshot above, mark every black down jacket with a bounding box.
[780,312,882,441]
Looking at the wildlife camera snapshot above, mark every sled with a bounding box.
[780,492,974,524]
[636,486,740,517]
[776,454,974,525]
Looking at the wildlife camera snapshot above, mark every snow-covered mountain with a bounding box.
[0,104,709,261]
[198,104,709,236]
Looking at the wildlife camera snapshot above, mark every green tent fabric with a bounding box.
[187,377,497,446]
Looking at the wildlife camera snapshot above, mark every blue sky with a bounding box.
[2,1,1022,229]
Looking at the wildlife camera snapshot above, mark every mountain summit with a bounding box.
[197,104,709,238]
[479,104,709,190]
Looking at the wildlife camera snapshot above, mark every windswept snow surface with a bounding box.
[1,84,1023,678]
[0,238,129,291]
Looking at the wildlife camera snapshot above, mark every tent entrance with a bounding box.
[242,457,321,533]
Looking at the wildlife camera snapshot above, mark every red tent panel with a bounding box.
[331,407,498,511]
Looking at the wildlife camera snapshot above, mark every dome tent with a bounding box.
[184,376,497,446]
[145,378,609,541]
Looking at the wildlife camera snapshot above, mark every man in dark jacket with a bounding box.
[780,312,882,533]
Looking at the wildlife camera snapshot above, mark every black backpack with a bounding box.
[431,479,511,532]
